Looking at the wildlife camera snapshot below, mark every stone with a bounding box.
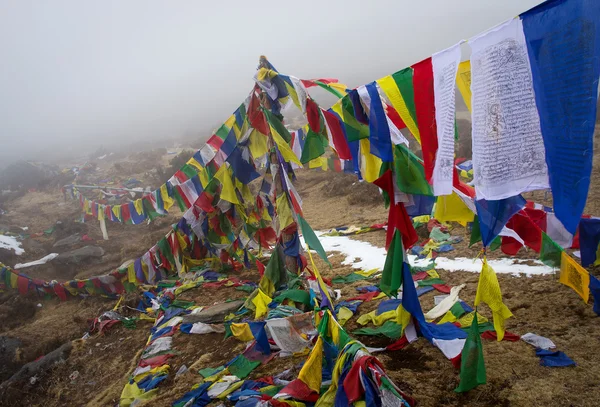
[53,234,81,248]
[181,300,244,324]
[56,245,105,265]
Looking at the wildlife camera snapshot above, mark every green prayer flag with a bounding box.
[540,232,563,268]
[228,355,260,379]
[340,96,369,141]
[300,129,326,164]
[417,278,445,287]
[490,236,502,251]
[393,145,433,196]
[157,237,176,268]
[259,246,286,295]
[455,312,487,393]
[264,109,292,143]
[142,197,161,221]
[469,217,482,247]
[380,230,405,297]
[180,163,198,179]
[331,273,368,284]
[353,321,403,339]
[273,289,312,307]
[215,123,230,141]
[298,215,330,266]
[391,68,418,126]
[199,365,225,378]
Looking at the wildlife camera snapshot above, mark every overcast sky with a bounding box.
[0,0,544,165]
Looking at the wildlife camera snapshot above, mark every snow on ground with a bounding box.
[0,235,24,255]
[310,232,555,277]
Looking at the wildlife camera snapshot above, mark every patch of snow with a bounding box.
[307,232,387,272]
[0,235,24,255]
[310,232,555,277]
[15,253,58,269]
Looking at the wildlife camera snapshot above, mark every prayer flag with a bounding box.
[455,312,486,393]
[474,260,513,341]
[521,0,600,234]
[412,57,437,182]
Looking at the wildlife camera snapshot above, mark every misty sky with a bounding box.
[0,0,544,165]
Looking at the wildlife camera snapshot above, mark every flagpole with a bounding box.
[258,56,298,280]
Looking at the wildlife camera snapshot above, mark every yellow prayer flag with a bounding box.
[134,199,144,217]
[327,82,349,95]
[215,165,240,204]
[197,167,210,188]
[252,288,272,319]
[9,271,18,289]
[127,263,137,283]
[376,75,421,144]
[256,67,278,81]
[359,138,382,183]
[434,192,474,227]
[456,60,472,112]
[457,311,488,328]
[560,251,590,302]
[230,323,254,342]
[248,129,269,159]
[298,336,324,393]
[271,126,302,165]
[308,156,326,169]
[426,269,440,279]
[186,157,204,171]
[437,310,458,325]
[224,114,236,130]
[120,382,158,407]
[276,194,295,230]
[357,309,397,327]
[97,205,105,221]
[354,268,380,277]
[474,259,513,341]
[336,307,354,326]
[160,184,175,211]
[285,82,302,111]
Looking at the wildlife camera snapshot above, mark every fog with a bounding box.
[0,0,543,167]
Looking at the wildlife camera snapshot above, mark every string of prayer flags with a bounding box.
[521,0,600,234]
[474,259,513,341]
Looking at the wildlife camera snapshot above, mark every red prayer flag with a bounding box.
[305,98,321,133]
[412,57,437,183]
[322,109,352,159]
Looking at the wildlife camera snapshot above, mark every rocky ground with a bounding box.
[0,169,599,406]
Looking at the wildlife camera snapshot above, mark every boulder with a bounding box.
[181,300,244,324]
[52,234,81,248]
[56,245,105,265]
[0,341,72,390]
